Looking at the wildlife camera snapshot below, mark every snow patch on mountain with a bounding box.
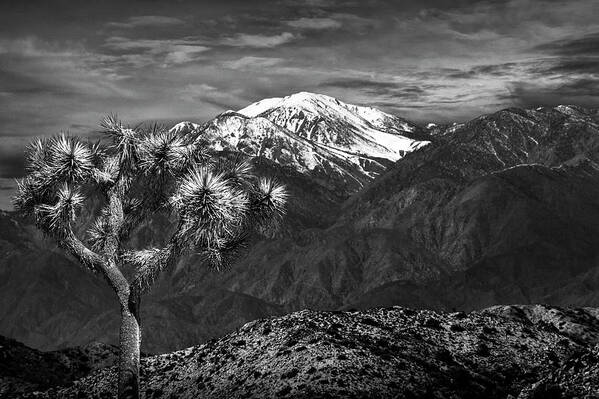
[169,121,200,135]
[238,92,428,162]
[172,92,430,193]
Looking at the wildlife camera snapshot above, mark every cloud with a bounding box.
[533,31,599,57]
[102,37,210,65]
[444,62,521,79]
[163,45,211,64]
[0,37,135,98]
[0,37,151,136]
[286,17,342,30]
[504,78,599,108]
[107,15,185,29]
[320,78,395,90]
[179,84,246,110]
[528,32,599,81]
[531,57,599,76]
[319,77,430,100]
[222,56,284,70]
[220,32,297,48]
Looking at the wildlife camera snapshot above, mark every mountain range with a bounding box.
[0,93,598,354]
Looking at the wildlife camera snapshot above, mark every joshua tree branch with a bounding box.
[60,227,105,273]
[127,242,182,294]
[59,224,130,299]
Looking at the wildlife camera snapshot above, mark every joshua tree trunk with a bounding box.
[118,292,141,399]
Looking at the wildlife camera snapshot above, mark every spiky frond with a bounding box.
[126,247,174,290]
[123,197,143,214]
[197,230,248,271]
[25,137,51,174]
[88,217,109,252]
[138,131,187,176]
[93,156,119,186]
[47,135,95,183]
[13,176,45,214]
[257,177,287,214]
[185,142,210,166]
[89,139,106,165]
[249,177,288,236]
[252,177,288,236]
[100,114,138,169]
[170,166,249,248]
[166,141,210,174]
[34,184,84,234]
[214,156,254,187]
[92,168,114,185]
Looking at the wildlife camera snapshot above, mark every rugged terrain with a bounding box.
[7,305,599,398]
[0,334,118,397]
[0,95,598,354]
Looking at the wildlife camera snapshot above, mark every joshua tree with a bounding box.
[13,116,287,399]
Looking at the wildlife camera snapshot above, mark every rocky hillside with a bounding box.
[0,334,117,397]
[23,305,599,398]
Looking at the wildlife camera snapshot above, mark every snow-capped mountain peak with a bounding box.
[169,121,200,135]
[237,91,428,162]
[239,91,415,133]
[172,92,430,195]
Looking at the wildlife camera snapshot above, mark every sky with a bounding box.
[0,0,598,204]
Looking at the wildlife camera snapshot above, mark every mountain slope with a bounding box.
[33,305,599,398]
[0,335,117,397]
[333,105,599,309]
[198,162,599,313]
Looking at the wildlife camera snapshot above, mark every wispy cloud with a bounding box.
[179,83,246,110]
[220,32,297,48]
[286,17,342,30]
[103,37,210,65]
[222,56,284,70]
[0,37,135,98]
[533,31,599,56]
[107,15,185,29]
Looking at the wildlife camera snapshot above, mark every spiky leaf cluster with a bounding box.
[100,114,139,173]
[124,247,169,289]
[14,115,289,293]
[14,135,101,227]
[170,166,249,250]
[138,131,187,176]
[250,177,288,236]
[87,206,113,251]
[35,184,85,235]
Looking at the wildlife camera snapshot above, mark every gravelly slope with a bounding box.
[0,335,117,398]
[30,304,599,399]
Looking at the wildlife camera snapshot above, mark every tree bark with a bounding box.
[118,293,141,399]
